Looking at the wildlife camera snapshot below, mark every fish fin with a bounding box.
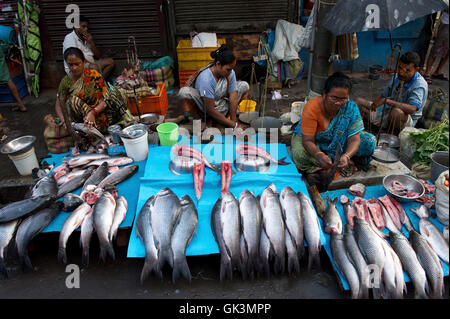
[172,257,192,284]
[140,257,163,284]
[57,247,67,264]
[99,241,115,262]
[277,157,291,165]
[0,258,8,278]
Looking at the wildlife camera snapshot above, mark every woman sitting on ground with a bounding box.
[178,45,249,129]
[291,72,376,178]
[55,47,134,133]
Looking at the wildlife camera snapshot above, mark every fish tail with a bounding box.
[158,249,171,270]
[220,255,233,281]
[211,163,221,173]
[140,257,162,284]
[277,157,291,166]
[172,257,192,284]
[99,241,115,262]
[82,246,90,268]
[0,257,8,278]
[57,246,67,264]
[20,253,34,271]
[297,243,305,261]
[248,251,259,279]
[359,284,370,299]
[273,253,285,275]
[287,252,300,276]
[307,249,321,273]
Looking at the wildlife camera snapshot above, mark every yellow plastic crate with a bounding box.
[177,38,226,70]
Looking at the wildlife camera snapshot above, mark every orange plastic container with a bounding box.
[179,69,197,88]
[127,83,168,116]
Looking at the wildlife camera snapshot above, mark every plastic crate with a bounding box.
[178,69,197,88]
[0,73,27,103]
[127,83,168,116]
[177,38,226,70]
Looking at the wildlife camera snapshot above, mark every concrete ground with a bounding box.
[0,68,448,300]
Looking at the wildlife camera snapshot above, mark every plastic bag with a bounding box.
[435,170,449,226]
[191,33,218,48]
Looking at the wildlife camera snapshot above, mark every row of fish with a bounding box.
[136,188,198,284]
[212,184,322,281]
[323,191,447,299]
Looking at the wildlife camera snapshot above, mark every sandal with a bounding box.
[431,73,449,81]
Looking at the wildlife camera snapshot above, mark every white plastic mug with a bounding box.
[121,130,149,162]
[8,147,39,176]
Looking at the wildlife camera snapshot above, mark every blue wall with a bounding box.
[298,17,429,74]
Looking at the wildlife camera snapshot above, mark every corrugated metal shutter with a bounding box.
[173,0,293,34]
[39,0,165,61]
[0,0,17,27]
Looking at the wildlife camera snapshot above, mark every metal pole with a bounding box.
[306,2,317,96]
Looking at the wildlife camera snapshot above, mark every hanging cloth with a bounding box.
[336,33,359,61]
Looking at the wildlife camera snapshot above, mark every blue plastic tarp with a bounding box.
[320,185,449,291]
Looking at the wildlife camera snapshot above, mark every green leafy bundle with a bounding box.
[408,118,449,166]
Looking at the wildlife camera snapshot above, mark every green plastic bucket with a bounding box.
[156,122,179,146]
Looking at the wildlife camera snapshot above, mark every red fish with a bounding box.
[235,144,290,165]
[378,195,402,230]
[171,145,219,172]
[221,161,233,197]
[367,197,386,230]
[193,162,205,201]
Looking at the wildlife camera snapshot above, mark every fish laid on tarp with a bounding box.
[58,203,92,264]
[260,184,285,275]
[343,224,369,299]
[389,231,428,299]
[83,162,109,190]
[410,230,445,299]
[67,153,110,168]
[97,165,138,189]
[193,162,205,201]
[136,195,162,283]
[349,183,366,197]
[379,236,404,299]
[353,217,385,299]
[410,204,433,219]
[109,196,127,241]
[93,192,116,261]
[80,209,95,267]
[171,144,220,172]
[280,186,304,274]
[259,226,272,278]
[298,192,321,272]
[323,197,342,235]
[366,198,386,230]
[211,192,242,281]
[220,161,233,197]
[0,219,20,278]
[0,195,55,224]
[25,174,58,199]
[62,193,84,212]
[56,169,88,185]
[419,218,449,265]
[150,187,181,269]
[171,195,198,284]
[379,199,401,235]
[331,232,360,299]
[239,190,262,279]
[388,196,415,232]
[378,195,402,230]
[235,143,290,165]
[72,122,106,141]
[86,157,133,167]
[57,167,95,198]
[15,201,63,270]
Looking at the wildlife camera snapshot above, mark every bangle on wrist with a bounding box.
[90,108,98,116]
[343,153,351,161]
[315,151,324,158]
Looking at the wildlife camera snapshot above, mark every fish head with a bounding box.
[180,195,194,207]
[52,200,64,211]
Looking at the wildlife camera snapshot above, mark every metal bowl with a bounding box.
[169,155,202,175]
[250,116,282,130]
[0,135,36,156]
[372,145,400,163]
[139,113,158,125]
[378,133,400,149]
[121,123,148,139]
[234,155,271,173]
[382,174,425,203]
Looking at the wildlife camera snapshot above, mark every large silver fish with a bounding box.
[136,195,162,283]
[419,218,449,265]
[389,231,428,299]
[67,153,110,168]
[410,230,445,299]
[109,196,128,241]
[15,201,63,270]
[331,232,360,299]
[72,122,106,141]
[211,192,242,281]
[344,224,369,299]
[58,202,92,264]
[260,185,285,275]
[297,192,321,272]
[324,197,343,235]
[149,187,181,269]
[259,225,272,278]
[97,165,138,189]
[280,186,304,263]
[0,195,55,224]
[93,191,116,261]
[80,208,95,267]
[86,157,133,167]
[57,167,95,198]
[0,219,20,278]
[239,190,262,279]
[171,195,198,284]
[82,162,109,190]
[353,217,386,299]
[25,174,58,199]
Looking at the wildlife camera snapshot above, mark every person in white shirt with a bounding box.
[423,9,449,83]
[62,15,115,80]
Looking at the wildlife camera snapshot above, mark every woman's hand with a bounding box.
[84,110,97,127]
[338,154,350,169]
[317,153,333,170]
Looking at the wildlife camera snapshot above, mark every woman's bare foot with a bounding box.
[12,104,27,112]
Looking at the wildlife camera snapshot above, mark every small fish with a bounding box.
[235,143,290,165]
[323,197,342,235]
[109,196,128,241]
[93,192,116,261]
[80,209,95,267]
[0,219,20,278]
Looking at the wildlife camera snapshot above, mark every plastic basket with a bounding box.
[177,38,226,70]
[178,69,197,88]
[127,83,168,116]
